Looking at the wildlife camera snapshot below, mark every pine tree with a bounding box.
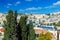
[3,10,18,40]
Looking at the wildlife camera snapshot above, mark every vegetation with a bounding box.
[18,15,35,40]
[53,22,60,27]
[0,33,2,36]
[3,10,18,40]
[3,10,35,40]
[37,32,52,40]
[27,21,35,40]
[18,15,28,40]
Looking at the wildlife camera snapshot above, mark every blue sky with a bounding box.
[0,0,60,14]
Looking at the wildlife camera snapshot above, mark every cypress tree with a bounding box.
[18,15,28,40]
[3,10,18,40]
[14,11,17,24]
[3,10,35,40]
[27,21,35,40]
[18,15,35,40]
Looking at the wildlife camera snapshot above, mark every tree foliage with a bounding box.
[3,10,35,40]
[17,15,27,40]
[17,15,35,40]
[3,10,18,40]
[37,32,52,40]
[27,21,35,40]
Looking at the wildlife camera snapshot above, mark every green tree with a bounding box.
[3,10,18,40]
[14,11,17,24]
[45,32,52,40]
[18,15,28,40]
[3,10,35,40]
[18,15,35,40]
[37,32,52,40]
[27,21,35,40]
[37,32,45,40]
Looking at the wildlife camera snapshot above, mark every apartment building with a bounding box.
[34,27,56,40]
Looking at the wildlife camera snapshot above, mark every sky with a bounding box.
[0,0,60,14]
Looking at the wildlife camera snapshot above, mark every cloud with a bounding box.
[8,3,12,6]
[19,7,42,13]
[5,3,12,8]
[45,1,60,9]
[25,0,33,2]
[45,6,55,9]
[4,5,10,8]
[53,1,60,5]
[26,7,42,10]
[15,1,20,6]
[6,6,9,8]
[19,9,25,11]
[30,12,40,13]
[16,1,20,4]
